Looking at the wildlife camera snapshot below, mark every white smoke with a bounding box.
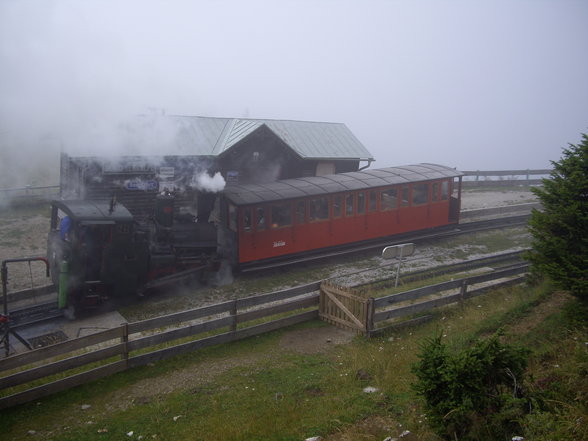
[193,172,226,193]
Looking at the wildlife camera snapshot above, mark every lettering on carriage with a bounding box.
[273,240,286,248]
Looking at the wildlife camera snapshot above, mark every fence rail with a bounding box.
[0,262,529,409]
[0,185,59,206]
[462,169,550,188]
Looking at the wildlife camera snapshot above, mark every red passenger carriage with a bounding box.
[221,164,463,266]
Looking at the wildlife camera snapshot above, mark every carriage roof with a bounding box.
[223,163,462,206]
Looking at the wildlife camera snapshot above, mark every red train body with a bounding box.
[220,163,463,266]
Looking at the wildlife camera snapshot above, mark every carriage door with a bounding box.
[449,177,462,222]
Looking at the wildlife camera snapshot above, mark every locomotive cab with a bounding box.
[47,200,148,316]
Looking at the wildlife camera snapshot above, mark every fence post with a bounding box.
[366,297,375,338]
[230,300,238,333]
[460,280,468,302]
[120,322,129,368]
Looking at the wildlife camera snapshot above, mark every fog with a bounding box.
[1,0,587,188]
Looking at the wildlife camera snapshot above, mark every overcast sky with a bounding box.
[1,0,587,176]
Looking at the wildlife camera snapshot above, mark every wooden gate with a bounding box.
[319,281,374,335]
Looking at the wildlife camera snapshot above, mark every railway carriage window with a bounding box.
[243,208,252,232]
[369,190,377,212]
[345,194,354,216]
[310,197,329,221]
[357,192,366,214]
[401,185,410,207]
[271,203,292,228]
[295,200,306,224]
[432,183,440,202]
[333,195,342,218]
[441,180,449,200]
[412,183,429,205]
[381,188,398,210]
[228,204,237,231]
[256,207,266,231]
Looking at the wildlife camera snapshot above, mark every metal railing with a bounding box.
[0,185,59,206]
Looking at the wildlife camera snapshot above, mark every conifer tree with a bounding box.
[527,133,588,298]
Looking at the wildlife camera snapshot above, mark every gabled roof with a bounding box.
[167,115,374,161]
[224,163,463,206]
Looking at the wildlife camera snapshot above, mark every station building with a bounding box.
[60,116,374,217]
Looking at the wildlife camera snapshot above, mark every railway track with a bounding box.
[4,213,531,330]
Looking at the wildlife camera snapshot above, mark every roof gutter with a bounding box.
[358,159,374,171]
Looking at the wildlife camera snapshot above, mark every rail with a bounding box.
[461,169,551,188]
[0,185,59,206]
[0,255,529,409]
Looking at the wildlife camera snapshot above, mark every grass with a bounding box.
[3,278,583,441]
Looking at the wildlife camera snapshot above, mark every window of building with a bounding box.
[412,183,429,205]
[345,194,354,216]
[271,203,292,228]
[309,197,329,221]
[381,187,398,210]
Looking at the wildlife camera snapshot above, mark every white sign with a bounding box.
[382,243,415,260]
[158,167,175,179]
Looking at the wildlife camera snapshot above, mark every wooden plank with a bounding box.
[373,266,528,310]
[374,293,462,323]
[0,344,124,389]
[128,311,318,369]
[127,316,233,352]
[322,284,367,302]
[464,276,527,299]
[237,295,319,324]
[374,279,463,308]
[128,300,234,334]
[466,266,529,284]
[0,361,126,410]
[237,282,321,308]
[369,315,433,338]
[0,326,126,372]
[322,290,365,328]
[318,313,364,331]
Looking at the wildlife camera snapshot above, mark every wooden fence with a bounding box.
[0,265,529,409]
[0,282,320,410]
[462,169,550,188]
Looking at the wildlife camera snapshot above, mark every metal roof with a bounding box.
[52,200,134,222]
[224,164,463,206]
[169,115,374,160]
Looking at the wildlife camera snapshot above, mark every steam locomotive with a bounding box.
[47,163,463,317]
[47,195,222,318]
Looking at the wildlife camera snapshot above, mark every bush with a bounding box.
[411,332,530,440]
